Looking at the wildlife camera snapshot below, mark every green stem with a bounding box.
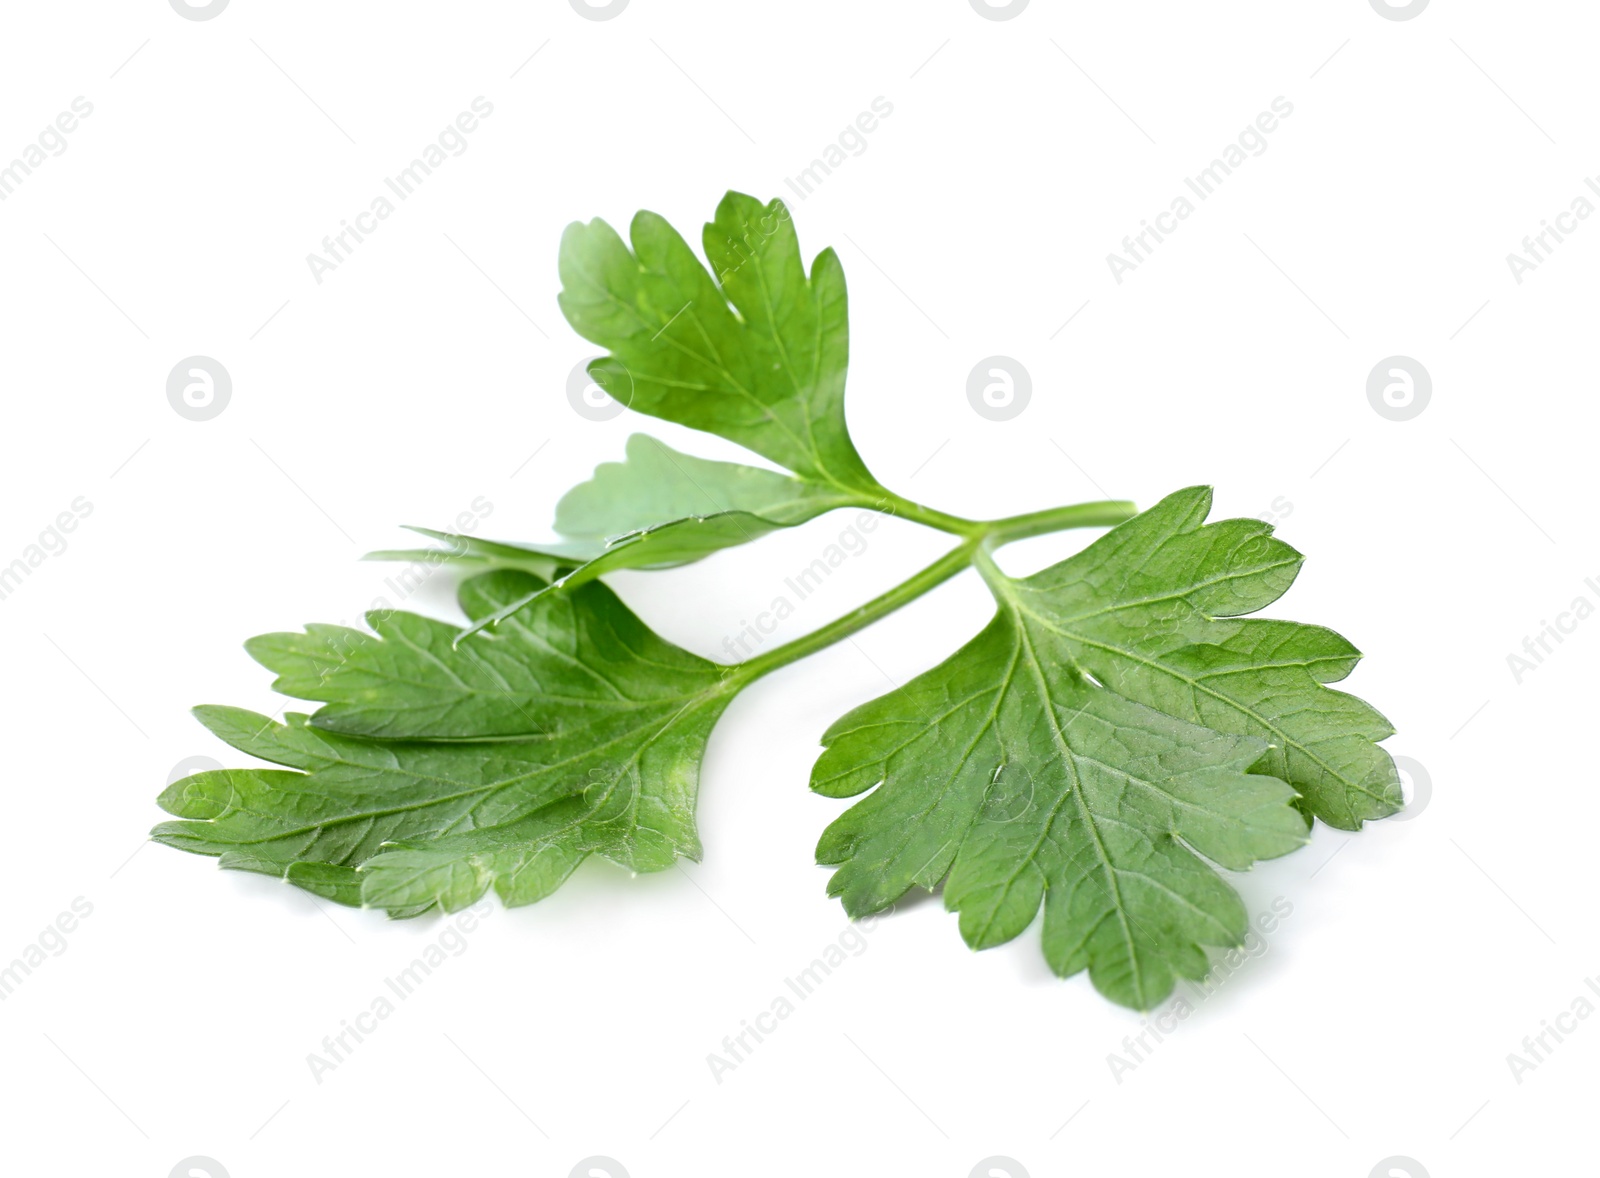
[871,490,1136,543]
[732,538,979,684]
[871,490,985,536]
[982,499,1138,543]
[970,542,1012,598]
[731,497,1138,683]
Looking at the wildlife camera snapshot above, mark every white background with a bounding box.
[0,1,1592,1175]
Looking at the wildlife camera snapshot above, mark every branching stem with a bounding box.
[731,498,1135,683]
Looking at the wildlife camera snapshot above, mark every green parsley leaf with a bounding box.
[400,513,812,644]
[991,486,1402,830]
[153,570,737,914]
[558,192,881,495]
[450,433,876,639]
[813,488,1399,1008]
[555,433,864,539]
[364,527,601,580]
